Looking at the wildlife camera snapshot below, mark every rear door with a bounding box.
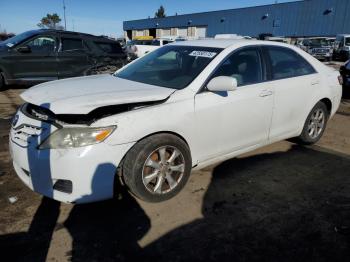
[93,41,126,69]
[7,34,58,81]
[57,35,92,78]
[262,46,319,140]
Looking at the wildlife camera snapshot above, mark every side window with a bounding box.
[267,47,316,80]
[25,36,56,52]
[61,38,84,51]
[163,40,173,45]
[211,48,263,86]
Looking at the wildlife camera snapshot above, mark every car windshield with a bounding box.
[309,38,331,47]
[1,30,38,47]
[152,40,161,46]
[345,37,350,46]
[115,45,222,89]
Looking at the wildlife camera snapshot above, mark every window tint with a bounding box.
[211,48,263,86]
[267,47,315,80]
[26,36,55,52]
[62,38,84,51]
[95,42,122,54]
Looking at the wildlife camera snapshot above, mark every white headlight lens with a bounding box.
[39,126,116,149]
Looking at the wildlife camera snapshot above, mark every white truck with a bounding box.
[126,37,177,60]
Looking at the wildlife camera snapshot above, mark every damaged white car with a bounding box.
[9,39,342,203]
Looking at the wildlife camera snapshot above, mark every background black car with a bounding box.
[340,60,350,98]
[0,29,126,90]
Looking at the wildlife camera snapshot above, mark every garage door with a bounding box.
[162,28,171,37]
[135,30,144,37]
[178,27,188,37]
[196,26,207,38]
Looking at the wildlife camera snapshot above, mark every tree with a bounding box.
[37,13,64,30]
[155,5,166,18]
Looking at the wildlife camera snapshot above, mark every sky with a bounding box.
[0,0,298,38]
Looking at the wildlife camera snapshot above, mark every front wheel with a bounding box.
[121,134,192,202]
[296,102,329,145]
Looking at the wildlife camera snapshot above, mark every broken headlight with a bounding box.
[39,126,116,149]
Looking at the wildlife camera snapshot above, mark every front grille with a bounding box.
[53,180,73,194]
[23,103,56,123]
[12,124,43,147]
[313,48,329,54]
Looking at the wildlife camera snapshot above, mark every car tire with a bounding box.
[296,101,329,145]
[121,133,192,202]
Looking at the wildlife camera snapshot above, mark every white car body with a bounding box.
[9,39,342,203]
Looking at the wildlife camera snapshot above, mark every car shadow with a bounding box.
[143,144,350,262]
[2,140,350,261]
[64,175,150,261]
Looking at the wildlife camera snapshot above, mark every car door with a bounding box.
[57,35,92,78]
[6,34,58,81]
[262,46,319,140]
[194,47,273,162]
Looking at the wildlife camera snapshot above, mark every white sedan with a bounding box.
[9,39,342,203]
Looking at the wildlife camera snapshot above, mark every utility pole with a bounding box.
[63,0,67,30]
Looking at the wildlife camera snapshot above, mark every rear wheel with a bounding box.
[122,134,192,202]
[296,102,329,145]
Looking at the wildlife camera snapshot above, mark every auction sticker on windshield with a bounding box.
[189,50,217,58]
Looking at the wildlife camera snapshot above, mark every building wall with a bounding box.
[123,0,350,39]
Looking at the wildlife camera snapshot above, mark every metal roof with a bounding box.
[123,0,350,37]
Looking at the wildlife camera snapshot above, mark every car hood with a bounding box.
[21,74,176,114]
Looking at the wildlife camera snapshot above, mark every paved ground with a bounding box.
[0,82,350,261]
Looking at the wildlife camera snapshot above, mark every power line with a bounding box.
[63,0,67,30]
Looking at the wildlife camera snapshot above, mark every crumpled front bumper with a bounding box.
[9,109,134,204]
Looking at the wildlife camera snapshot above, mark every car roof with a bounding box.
[32,29,115,41]
[172,39,289,49]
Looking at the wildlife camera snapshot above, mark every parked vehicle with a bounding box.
[333,34,350,61]
[265,36,288,43]
[0,29,126,90]
[339,60,350,89]
[126,37,177,60]
[297,37,334,61]
[10,39,342,204]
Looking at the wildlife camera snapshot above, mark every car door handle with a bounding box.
[311,80,320,85]
[259,90,273,97]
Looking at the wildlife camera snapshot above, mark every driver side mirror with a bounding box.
[207,76,237,92]
[17,45,31,53]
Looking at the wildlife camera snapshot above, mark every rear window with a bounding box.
[61,38,84,51]
[95,42,123,54]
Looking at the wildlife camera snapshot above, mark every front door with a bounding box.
[194,47,273,162]
[8,35,58,81]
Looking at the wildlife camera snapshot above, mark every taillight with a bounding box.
[338,75,343,85]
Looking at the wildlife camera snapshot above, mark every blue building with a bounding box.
[123,0,350,40]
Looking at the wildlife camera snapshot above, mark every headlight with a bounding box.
[39,126,116,149]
